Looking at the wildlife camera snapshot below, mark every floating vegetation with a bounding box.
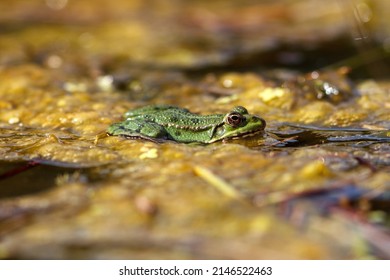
[0,0,389,260]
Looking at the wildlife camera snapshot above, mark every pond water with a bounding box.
[0,0,389,259]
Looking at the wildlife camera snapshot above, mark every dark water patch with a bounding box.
[286,185,389,213]
[0,161,93,199]
[0,161,64,199]
[272,185,390,231]
[267,124,390,148]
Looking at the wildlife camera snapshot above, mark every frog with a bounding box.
[107,105,266,143]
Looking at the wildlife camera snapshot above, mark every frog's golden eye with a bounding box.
[226,112,244,127]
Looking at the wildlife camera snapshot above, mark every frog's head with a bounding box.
[211,106,266,142]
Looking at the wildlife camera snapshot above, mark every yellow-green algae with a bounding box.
[1,64,389,259]
[0,0,389,260]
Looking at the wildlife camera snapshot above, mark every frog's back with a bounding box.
[155,110,224,128]
[125,105,224,129]
[124,105,185,118]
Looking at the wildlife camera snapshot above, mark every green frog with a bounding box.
[107,105,266,143]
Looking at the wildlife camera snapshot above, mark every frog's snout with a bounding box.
[251,115,266,129]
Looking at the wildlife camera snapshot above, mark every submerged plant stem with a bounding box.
[193,165,246,203]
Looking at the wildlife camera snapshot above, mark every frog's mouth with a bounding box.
[228,128,266,140]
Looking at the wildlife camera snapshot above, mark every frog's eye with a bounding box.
[226,112,244,127]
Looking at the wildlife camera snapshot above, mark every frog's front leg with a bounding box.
[107,119,169,143]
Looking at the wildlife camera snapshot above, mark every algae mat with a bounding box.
[0,0,389,259]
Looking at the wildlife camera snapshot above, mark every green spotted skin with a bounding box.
[107,105,266,143]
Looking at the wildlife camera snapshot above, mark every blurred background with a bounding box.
[1,0,389,76]
[0,0,389,260]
